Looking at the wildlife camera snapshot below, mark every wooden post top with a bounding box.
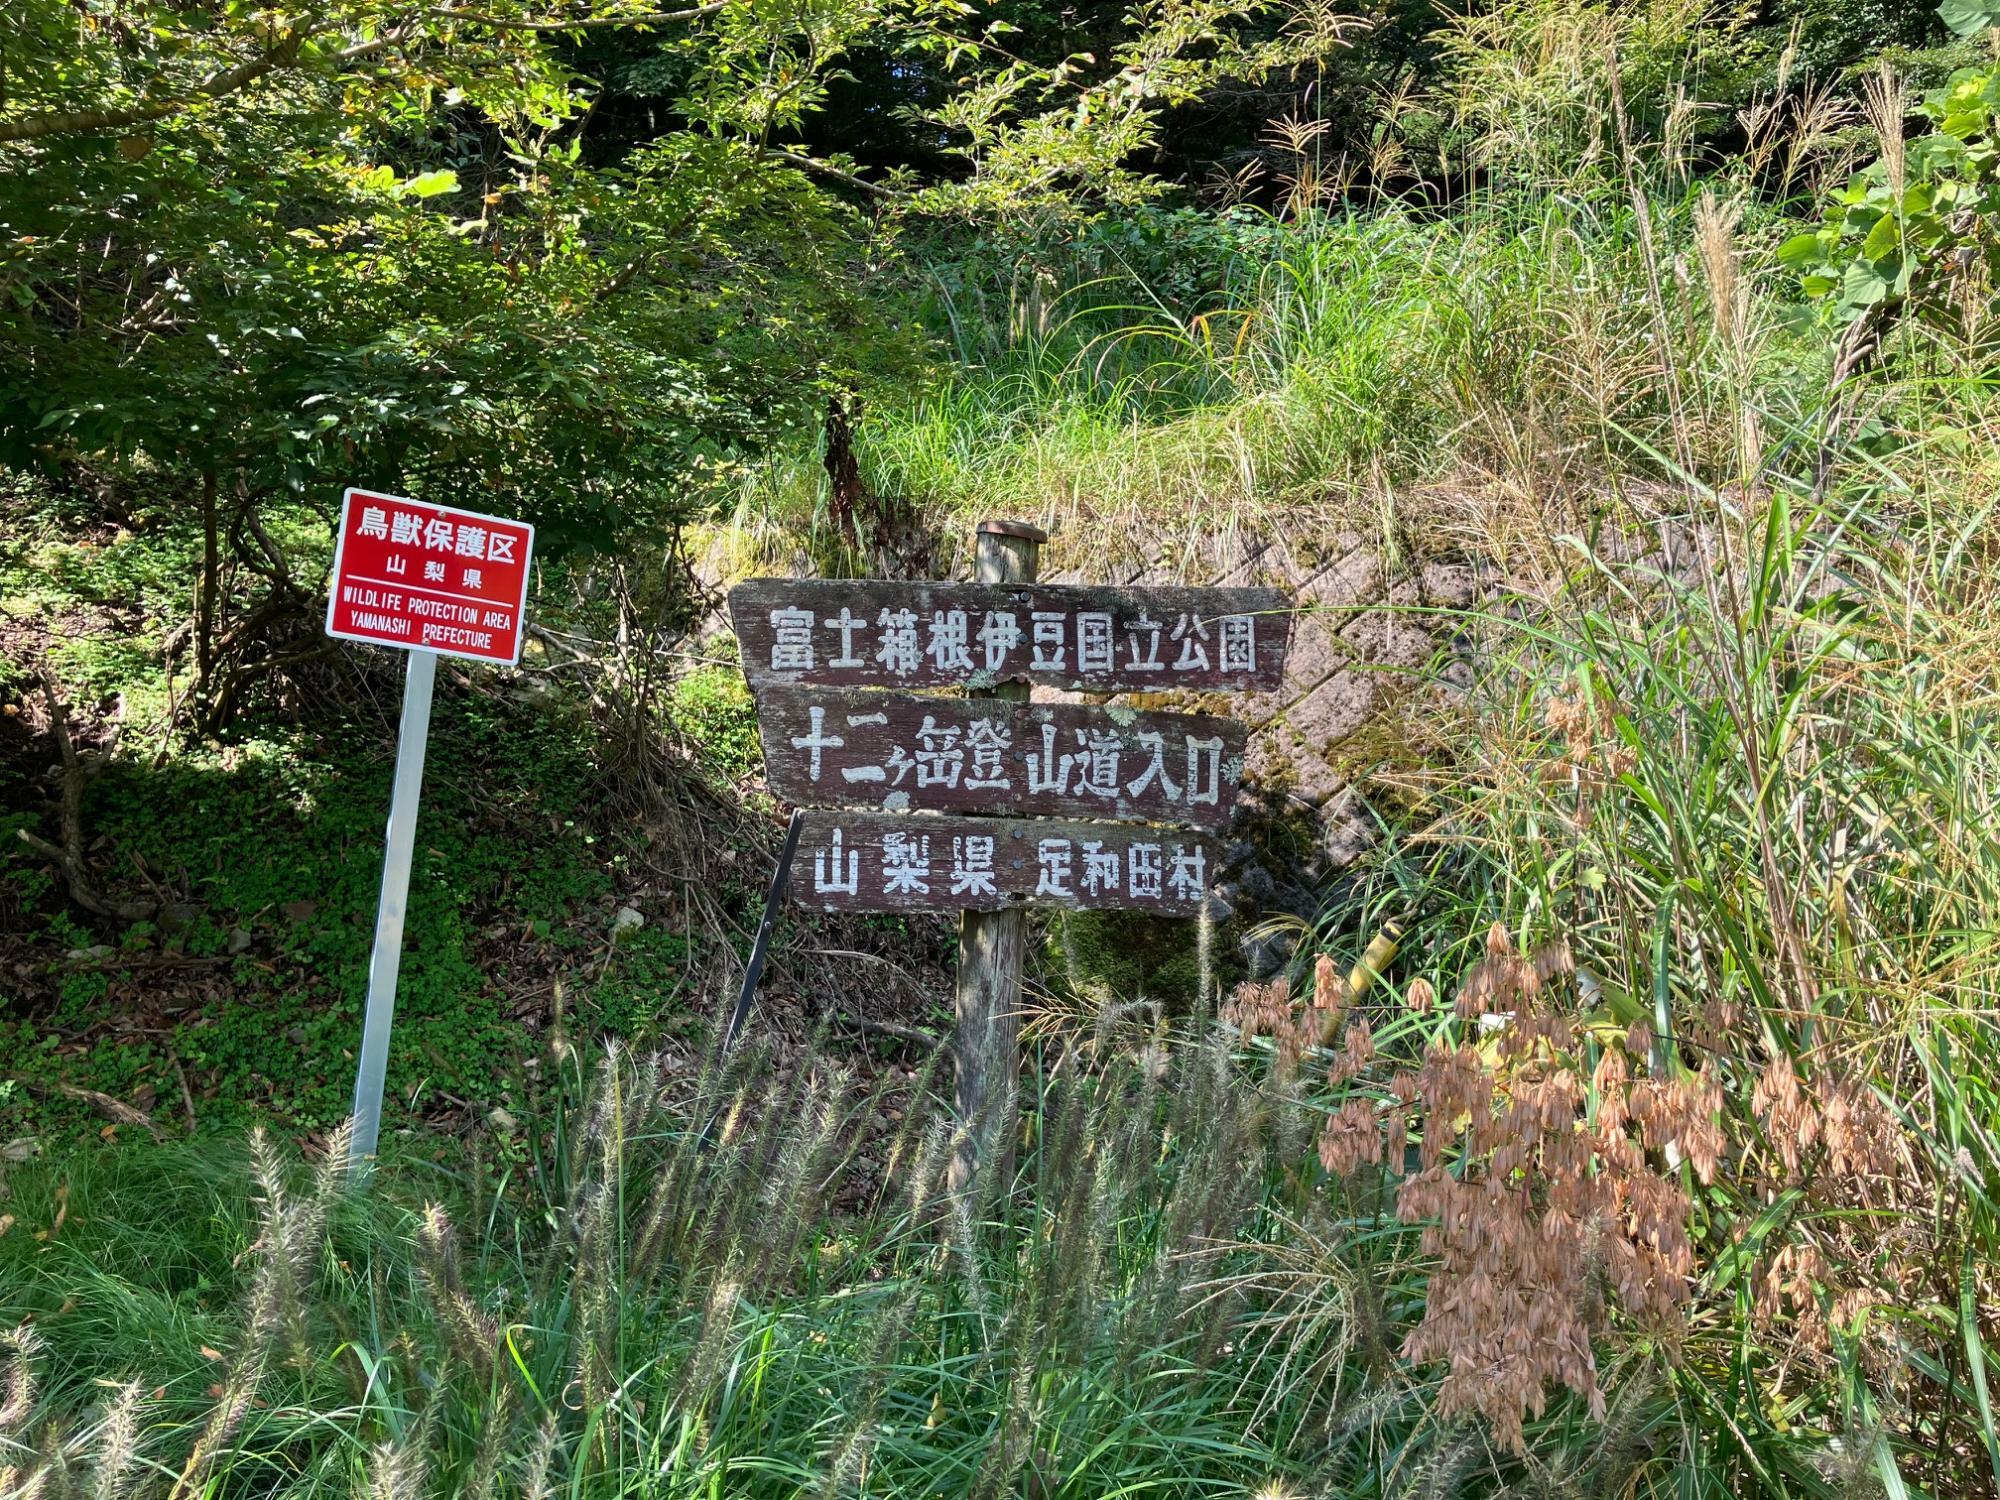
[976,519,1049,544]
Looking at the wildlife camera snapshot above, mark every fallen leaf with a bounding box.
[200,1346,223,1361]
[0,1214,13,1236]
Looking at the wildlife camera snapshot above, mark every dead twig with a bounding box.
[15,674,157,923]
[11,1078,165,1140]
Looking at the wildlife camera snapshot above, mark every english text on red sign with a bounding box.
[326,488,535,666]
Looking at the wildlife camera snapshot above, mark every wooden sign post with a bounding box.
[956,521,1037,1192]
[728,525,1290,1191]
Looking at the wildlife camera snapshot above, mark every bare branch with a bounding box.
[425,2,724,31]
[761,147,903,200]
[16,675,156,923]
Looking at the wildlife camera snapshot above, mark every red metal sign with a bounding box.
[325,488,535,665]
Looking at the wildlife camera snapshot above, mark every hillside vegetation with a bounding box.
[4,0,2000,1496]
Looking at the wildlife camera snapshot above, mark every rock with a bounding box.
[1257,535,1323,591]
[1420,561,1479,609]
[1238,865,1277,907]
[1245,720,1348,806]
[1338,610,1435,672]
[1209,534,1270,588]
[286,1024,307,1046]
[1318,796,1377,869]
[1239,614,1348,729]
[227,927,253,955]
[1284,671,1383,756]
[1239,927,1295,978]
[0,1138,38,1164]
[487,1107,518,1133]
[611,905,645,938]
[159,901,204,933]
[1297,547,1382,612]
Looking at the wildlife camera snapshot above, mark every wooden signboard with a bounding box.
[730,579,1290,694]
[728,541,1291,1192]
[793,811,1218,916]
[755,687,1247,831]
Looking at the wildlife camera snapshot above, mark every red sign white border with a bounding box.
[324,486,537,667]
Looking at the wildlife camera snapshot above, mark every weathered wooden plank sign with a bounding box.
[730,579,1291,694]
[794,811,1219,916]
[755,687,1247,830]
[728,538,1291,1191]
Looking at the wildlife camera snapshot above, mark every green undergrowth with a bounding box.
[0,692,703,1143]
[722,189,1818,581]
[0,1035,1708,1500]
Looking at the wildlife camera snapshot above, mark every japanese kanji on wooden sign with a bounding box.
[731,579,1290,693]
[728,573,1291,917]
[756,687,1247,830]
[794,812,1216,915]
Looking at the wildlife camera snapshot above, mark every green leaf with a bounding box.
[1940,0,2000,37]
[1840,259,1892,309]
[403,169,459,199]
[1861,211,1902,260]
[1776,231,1826,270]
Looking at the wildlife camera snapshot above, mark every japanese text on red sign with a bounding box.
[326,489,535,665]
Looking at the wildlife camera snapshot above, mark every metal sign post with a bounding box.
[348,648,437,1173]
[323,487,536,1177]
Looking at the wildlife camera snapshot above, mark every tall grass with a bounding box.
[2,1032,1433,1499]
[701,27,2000,1493]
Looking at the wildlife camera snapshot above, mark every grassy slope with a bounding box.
[722,179,2000,1495]
[0,488,722,1143]
[5,166,2000,1500]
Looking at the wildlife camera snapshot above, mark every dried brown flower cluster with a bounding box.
[1223,975,1295,1046]
[1740,1050,1905,1353]
[1542,683,1637,827]
[1379,926,1714,1453]
[1232,926,1920,1455]
[1544,685,1638,776]
[1223,962,1375,1083]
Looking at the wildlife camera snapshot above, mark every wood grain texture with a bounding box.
[791,811,1219,916]
[755,687,1247,830]
[952,524,1037,1196]
[730,578,1291,693]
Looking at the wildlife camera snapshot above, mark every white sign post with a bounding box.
[349,649,436,1171]
[325,487,536,1176]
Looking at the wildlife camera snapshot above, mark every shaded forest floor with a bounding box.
[0,480,961,1152]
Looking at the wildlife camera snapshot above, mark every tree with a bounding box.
[1,0,1346,728]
